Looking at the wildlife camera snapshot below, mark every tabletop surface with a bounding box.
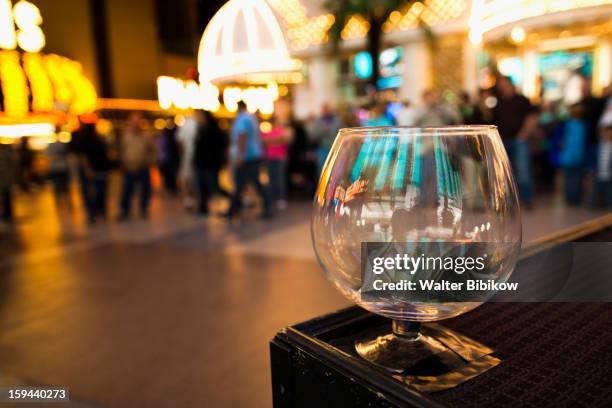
[286,227,612,407]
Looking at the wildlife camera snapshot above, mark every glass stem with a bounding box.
[392,320,422,341]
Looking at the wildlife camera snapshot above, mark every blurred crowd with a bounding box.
[0,74,611,226]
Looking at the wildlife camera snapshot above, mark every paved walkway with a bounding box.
[0,186,608,407]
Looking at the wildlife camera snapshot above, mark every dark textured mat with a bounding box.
[436,226,612,406]
[435,302,612,407]
[324,302,612,407]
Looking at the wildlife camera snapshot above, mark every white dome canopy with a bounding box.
[198,0,300,83]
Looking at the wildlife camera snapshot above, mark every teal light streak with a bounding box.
[350,136,372,182]
[370,137,386,168]
[441,139,453,197]
[392,136,409,189]
[374,136,398,190]
[433,133,446,197]
[452,167,461,196]
[411,130,421,186]
[359,138,376,174]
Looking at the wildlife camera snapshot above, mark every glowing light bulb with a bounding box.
[0,0,16,49]
[510,26,525,44]
[469,29,482,45]
[13,0,45,52]
[259,121,272,133]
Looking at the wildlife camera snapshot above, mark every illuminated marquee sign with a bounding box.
[157,0,301,114]
[157,76,279,115]
[0,0,96,128]
[157,77,220,112]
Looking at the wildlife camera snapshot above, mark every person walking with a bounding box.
[559,103,587,206]
[17,136,34,192]
[365,101,394,126]
[0,143,16,223]
[592,91,612,208]
[458,91,487,125]
[193,110,230,216]
[177,112,198,209]
[47,138,70,196]
[74,122,110,223]
[311,103,342,175]
[534,101,558,191]
[415,89,461,127]
[225,101,272,219]
[157,119,180,194]
[580,78,606,173]
[287,115,314,197]
[492,76,538,208]
[119,111,157,220]
[262,101,294,210]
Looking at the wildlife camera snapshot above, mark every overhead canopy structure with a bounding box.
[0,0,97,137]
[468,0,612,43]
[197,0,301,84]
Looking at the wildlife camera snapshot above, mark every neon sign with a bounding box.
[157,0,301,114]
[0,0,44,52]
[0,0,97,140]
[157,76,279,115]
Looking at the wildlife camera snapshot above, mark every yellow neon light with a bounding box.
[57,130,71,143]
[0,50,28,116]
[0,0,16,49]
[0,50,97,120]
[341,15,370,40]
[0,122,54,138]
[41,54,97,114]
[22,52,53,111]
[97,98,161,111]
[44,53,71,104]
[59,57,97,114]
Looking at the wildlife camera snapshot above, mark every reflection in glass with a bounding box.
[311,126,521,372]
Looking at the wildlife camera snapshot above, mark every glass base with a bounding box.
[355,321,451,373]
[355,320,501,391]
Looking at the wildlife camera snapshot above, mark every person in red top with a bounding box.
[262,100,294,210]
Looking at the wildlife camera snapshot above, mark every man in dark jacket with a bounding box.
[193,110,230,215]
[0,144,16,222]
[492,75,538,207]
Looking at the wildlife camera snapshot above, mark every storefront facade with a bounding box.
[272,0,612,118]
[472,0,612,104]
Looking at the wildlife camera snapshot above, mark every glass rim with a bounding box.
[338,125,498,135]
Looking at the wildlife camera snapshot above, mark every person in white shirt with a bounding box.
[176,113,198,209]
